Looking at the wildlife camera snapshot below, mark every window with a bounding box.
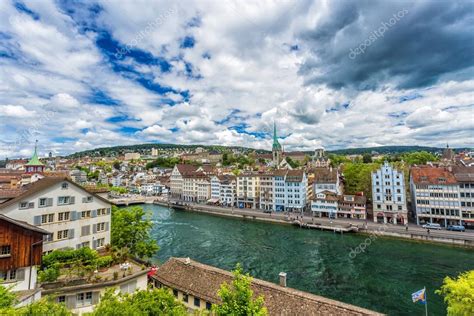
[19,202,34,209]
[80,241,90,248]
[0,245,11,257]
[173,289,178,297]
[41,214,55,224]
[82,196,93,203]
[96,238,105,248]
[58,196,70,205]
[96,222,106,232]
[39,198,47,207]
[0,270,16,281]
[57,296,66,303]
[77,292,93,307]
[81,210,91,219]
[57,230,69,240]
[182,294,188,303]
[61,183,68,189]
[194,297,200,307]
[206,302,212,310]
[58,212,70,221]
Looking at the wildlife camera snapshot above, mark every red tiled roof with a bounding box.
[152,258,381,316]
[410,166,457,185]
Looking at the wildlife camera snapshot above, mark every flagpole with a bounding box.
[424,286,428,316]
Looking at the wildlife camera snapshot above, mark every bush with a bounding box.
[38,266,60,283]
[42,248,99,269]
[96,256,113,269]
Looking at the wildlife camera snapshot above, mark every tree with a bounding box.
[212,264,268,316]
[89,288,187,316]
[285,157,299,169]
[436,270,474,316]
[400,151,438,165]
[111,206,159,260]
[342,162,381,200]
[0,286,71,316]
[362,153,372,163]
[16,298,72,316]
[0,285,17,308]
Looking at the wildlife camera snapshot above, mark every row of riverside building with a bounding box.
[170,164,368,219]
[170,159,474,228]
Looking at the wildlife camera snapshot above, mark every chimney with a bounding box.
[279,272,287,287]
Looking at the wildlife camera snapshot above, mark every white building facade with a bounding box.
[0,178,112,253]
[372,162,408,225]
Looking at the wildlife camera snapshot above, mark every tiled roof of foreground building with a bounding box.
[152,257,383,316]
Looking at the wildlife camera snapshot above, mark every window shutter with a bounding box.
[81,225,90,236]
[33,216,41,225]
[16,268,25,281]
[76,244,81,250]
[47,198,53,206]
[70,211,77,221]
[92,209,97,218]
[105,222,109,231]
[107,208,111,214]
[66,295,76,309]
[68,229,74,239]
[92,239,97,249]
[70,196,75,204]
[120,283,127,293]
[130,281,137,292]
[92,224,97,234]
[92,292,99,305]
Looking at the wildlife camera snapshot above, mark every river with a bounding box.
[141,204,473,315]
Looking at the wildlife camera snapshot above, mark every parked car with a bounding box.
[447,225,465,232]
[422,223,442,230]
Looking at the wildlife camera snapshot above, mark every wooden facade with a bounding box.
[0,217,46,271]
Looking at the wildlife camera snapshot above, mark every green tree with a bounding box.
[401,151,438,165]
[212,264,268,316]
[89,288,187,316]
[436,270,474,316]
[0,286,71,316]
[0,284,17,308]
[362,153,372,163]
[111,206,159,260]
[16,297,72,316]
[285,157,299,169]
[342,162,381,200]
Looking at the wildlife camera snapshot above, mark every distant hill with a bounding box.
[67,143,269,158]
[66,144,471,159]
[327,145,469,155]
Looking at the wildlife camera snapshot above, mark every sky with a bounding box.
[0,0,473,158]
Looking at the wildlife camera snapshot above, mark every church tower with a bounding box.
[272,122,282,167]
[25,140,45,174]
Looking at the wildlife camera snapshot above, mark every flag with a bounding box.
[412,288,426,304]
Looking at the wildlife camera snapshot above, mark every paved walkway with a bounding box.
[162,200,474,243]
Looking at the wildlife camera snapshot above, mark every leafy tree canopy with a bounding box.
[0,287,71,316]
[88,288,187,316]
[111,206,159,260]
[436,270,474,316]
[212,264,268,316]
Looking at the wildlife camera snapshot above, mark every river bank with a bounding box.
[143,203,474,315]
[154,201,474,248]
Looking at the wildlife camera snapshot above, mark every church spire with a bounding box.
[272,122,281,150]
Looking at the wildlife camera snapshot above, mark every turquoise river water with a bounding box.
[141,204,473,315]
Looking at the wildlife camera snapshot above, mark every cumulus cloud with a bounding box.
[0,0,472,158]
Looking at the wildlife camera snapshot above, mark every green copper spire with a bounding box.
[26,140,44,166]
[272,122,282,150]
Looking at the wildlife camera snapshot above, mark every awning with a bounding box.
[207,198,219,203]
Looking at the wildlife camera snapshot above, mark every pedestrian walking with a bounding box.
[406,225,408,232]
[427,229,430,235]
